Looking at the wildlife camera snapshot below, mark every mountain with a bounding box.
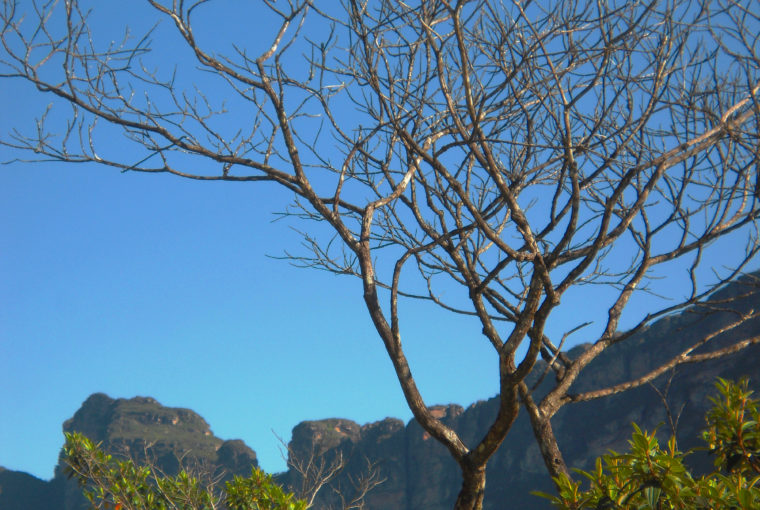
[276,273,760,509]
[0,467,60,510]
[1,274,758,509]
[0,394,258,510]
[62,392,256,473]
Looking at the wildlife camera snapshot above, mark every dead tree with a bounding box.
[279,436,384,510]
[2,1,760,508]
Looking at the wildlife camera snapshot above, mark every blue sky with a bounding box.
[1,153,515,478]
[2,1,758,482]
[0,153,513,479]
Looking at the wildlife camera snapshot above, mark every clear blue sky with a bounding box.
[3,133,542,475]
[1,1,757,482]
[0,152,510,479]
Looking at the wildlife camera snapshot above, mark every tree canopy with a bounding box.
[2,1,759,508]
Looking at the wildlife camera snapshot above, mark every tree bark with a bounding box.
[453,464,486,510]
[520,384,569,481]
[530,415,568,481]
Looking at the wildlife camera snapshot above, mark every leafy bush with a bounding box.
[535,378,760,509]
[63,432,307,510]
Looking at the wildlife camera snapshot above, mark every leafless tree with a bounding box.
[277,434,385,509]
[648,369,687,446]
[2,1,760,508]
[285,443,347,508]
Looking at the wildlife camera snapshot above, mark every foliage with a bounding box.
[63,432,307,510]
[703,378,760,476]
[534,378,760,509]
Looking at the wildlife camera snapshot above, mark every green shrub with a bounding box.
[63,432,306,510]
[534,378,760,509]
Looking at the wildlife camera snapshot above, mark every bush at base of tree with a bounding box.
[534,378,760,509]
[63,432,307,510]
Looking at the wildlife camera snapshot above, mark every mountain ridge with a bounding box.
[1,273,759,509]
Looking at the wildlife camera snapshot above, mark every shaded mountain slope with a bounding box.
[274,274,760,509]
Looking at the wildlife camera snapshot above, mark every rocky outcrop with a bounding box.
[58,393,245,474]
[217,439,260,477]
[0,393,259,510]
[63,394,255,470]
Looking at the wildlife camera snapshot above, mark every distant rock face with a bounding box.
[2,275,759,510]
[217,439,260,476]
[273,275,760,510]
[290,418,362,459]
[0,467,62,510]
[57,392,250,477]
[0,393,259,510]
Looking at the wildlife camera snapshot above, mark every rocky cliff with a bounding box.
[0,393,258,510]
[67,393,255,470]
[1,275,758,509]
[273,274,760,509]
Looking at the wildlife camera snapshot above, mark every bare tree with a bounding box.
[2,1,760,508]
[276,433,385,509]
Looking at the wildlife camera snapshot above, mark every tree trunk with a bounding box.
[528,413,568,481]
[519,384,569,481]
[453,464,486,510]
